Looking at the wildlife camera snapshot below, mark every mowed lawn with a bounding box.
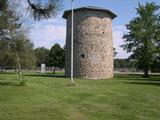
[0,72,160,120]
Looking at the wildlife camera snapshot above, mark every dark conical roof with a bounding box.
[63,6,117,19]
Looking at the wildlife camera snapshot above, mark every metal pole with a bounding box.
[70,0,75,85]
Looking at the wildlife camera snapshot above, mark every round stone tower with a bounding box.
[63,6,117,79]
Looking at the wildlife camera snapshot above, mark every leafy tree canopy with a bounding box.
[49,43,65,69]
[122,2,160,77]
[34,47,50,67]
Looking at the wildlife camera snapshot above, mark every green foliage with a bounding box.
[49,43,65,68]
[0,0,13,72]
[114,59,136,69]
[8,0,62,20]
[151,56,160,72]
[113,48,117,57]
[0,0,35,86]
[33,44,65,71]
[10,34,35,69]
[0,39,10,71]
[0,0,7,11]
[34,47,50,67]
[122,2,160,77]
[27,0,62,20]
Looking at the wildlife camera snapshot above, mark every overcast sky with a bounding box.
[24,0,159,58]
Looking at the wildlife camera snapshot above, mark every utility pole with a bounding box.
[70,0,75,85]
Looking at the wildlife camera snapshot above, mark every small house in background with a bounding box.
[63,6,117,79]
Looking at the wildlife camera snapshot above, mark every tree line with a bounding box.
[34,44,65,73]
[114,59,160,73]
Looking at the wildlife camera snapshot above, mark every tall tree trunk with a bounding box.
[16,52,22,83]
[0,64,3,72]
[33,57,36,72]
[53,67,56,74]
[144,67,149,78]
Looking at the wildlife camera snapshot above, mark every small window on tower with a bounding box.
[81,54,85,58]
[102,57,104,61]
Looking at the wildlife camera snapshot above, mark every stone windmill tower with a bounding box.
[63,6,117,79]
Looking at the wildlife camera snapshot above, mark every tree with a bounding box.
[114,59,136,71]
[151,57,160,72]
[0,9,34,84]
[0,0,12,72]
[0,0,7,11]
[10,31,34,85]
[8,0,62,20]
[0,0,55,86]
[27,0,62,20]
[49,43,65,74]
[113,48,117,57]
[122,2,160,77]
[0,39,8,72]
[34,47,50,67]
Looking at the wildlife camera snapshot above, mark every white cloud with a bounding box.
[28,17,66,48]
[113,26,131,59]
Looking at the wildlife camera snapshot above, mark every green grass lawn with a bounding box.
[0,72,160,120]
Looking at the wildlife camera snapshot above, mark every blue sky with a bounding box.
[26,0,159,58]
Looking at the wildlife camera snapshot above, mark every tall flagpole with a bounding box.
[70,0,75,85]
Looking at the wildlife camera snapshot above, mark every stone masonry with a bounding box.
[63,6,117,79]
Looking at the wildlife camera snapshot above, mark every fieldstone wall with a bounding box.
[65,9,114,79]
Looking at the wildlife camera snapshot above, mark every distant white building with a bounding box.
[41,64,46,73]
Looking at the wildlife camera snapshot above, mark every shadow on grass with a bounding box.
[123,81,160,86]
[24,73,65,78]
[116,74,160,86]
[114,74,160,82]
[0,81,18,86]
[0,72,16,74]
